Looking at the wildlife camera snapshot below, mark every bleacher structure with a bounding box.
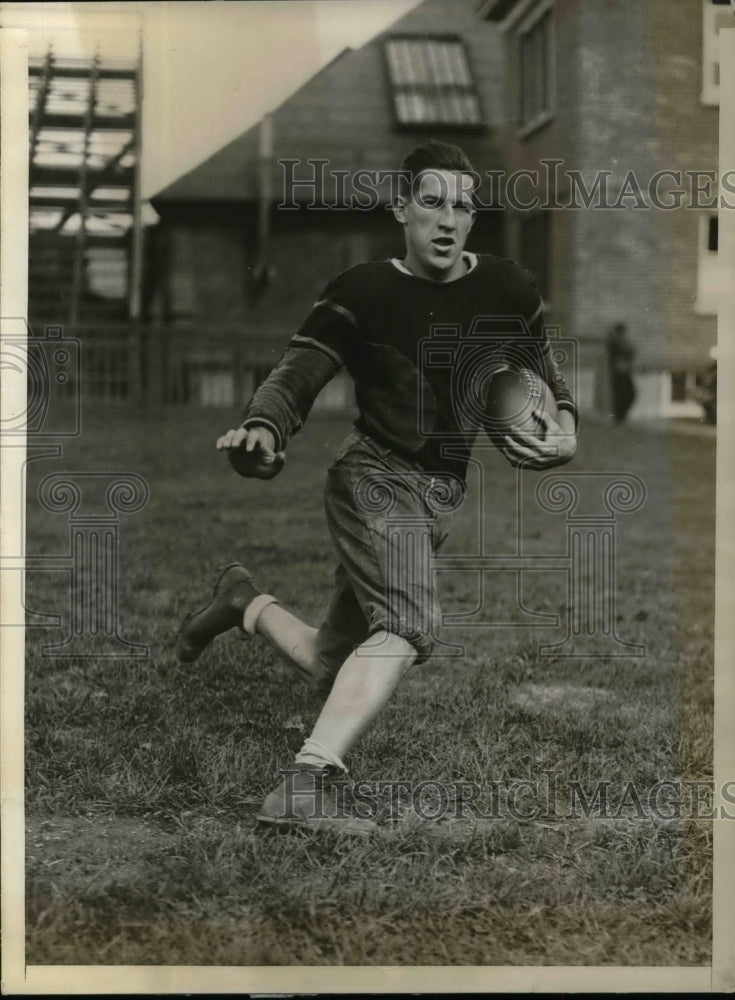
[28,47,144,399]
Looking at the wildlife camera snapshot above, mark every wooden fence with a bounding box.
[41,322,713,421]
[67,323,354,411]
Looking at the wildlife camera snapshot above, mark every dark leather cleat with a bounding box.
[176,563,260,663]
[256,764,377,837]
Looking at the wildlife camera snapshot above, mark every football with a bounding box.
[227,444,285,480]
[483,367,559,446]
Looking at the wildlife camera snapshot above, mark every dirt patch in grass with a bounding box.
[26,814,172,891]
[508,683,616,713]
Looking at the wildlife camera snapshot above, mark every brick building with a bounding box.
[481,0,724,417]
[149,0,724,417]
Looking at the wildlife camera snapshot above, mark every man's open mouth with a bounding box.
[431,238,454,252]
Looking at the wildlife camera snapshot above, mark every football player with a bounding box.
[177,141,577,834]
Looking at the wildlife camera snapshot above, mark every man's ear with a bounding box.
[392,195,408,225]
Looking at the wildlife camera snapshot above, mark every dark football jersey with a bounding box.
[242,253,577,482]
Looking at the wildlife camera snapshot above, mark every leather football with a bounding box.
[483,367,558,446]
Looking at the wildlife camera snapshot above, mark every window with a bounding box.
[384,36,483,127]
[701,0,733,105]
[518,5,553,132]
[85,246,128,299]
[708,215,719,252]
[696,212,720,315]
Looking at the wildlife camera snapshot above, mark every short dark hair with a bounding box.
[398,140,478,199]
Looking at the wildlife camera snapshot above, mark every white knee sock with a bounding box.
[295,738,347,773]
[242,594,279,635]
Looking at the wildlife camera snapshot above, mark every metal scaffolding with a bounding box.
[28,46,142,330]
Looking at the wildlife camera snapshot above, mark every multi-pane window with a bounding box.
[701,0,733,105]
[519,7,553,128]
[384,36,482,127]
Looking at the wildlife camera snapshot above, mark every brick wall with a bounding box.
[492,0,718,394]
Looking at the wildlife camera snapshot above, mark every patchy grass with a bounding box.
[24,406,714,965]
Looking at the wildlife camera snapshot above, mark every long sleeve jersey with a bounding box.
[242,253,577,484]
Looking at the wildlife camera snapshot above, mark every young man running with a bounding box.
[177,141,578,834]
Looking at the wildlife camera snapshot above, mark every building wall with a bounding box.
[644,0,718,371]
[146,213,251,328]
[147,198,504,407]
[574,0,717,371]
[489,0,718,415]
[152,200,504,335]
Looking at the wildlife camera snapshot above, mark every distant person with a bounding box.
[606,322,636,423]
[176,141,578,834]
[692,357,717,425]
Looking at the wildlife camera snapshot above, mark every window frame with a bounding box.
[669,369,693,404]
[701,0,733,106]
[515,0,555,138]
[382,34,485,131]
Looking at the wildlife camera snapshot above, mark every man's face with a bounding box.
[394,169,476,282]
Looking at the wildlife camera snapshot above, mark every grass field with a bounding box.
[23,405,714,966]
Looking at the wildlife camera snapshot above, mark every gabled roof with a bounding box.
[151,0,504,209]
[151,48,354,205]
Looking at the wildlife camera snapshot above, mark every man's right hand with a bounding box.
[216,425,286,480]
